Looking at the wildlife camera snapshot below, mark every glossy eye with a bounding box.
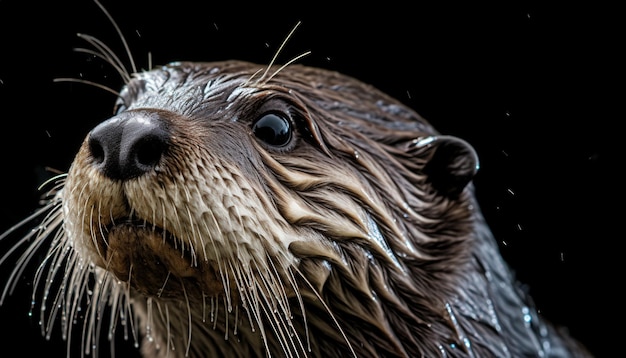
[252,113,292,147]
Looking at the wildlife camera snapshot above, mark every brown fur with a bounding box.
[0,2,593,356]
[1,59,592,357]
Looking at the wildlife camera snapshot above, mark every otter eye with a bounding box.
[252,113,292,147]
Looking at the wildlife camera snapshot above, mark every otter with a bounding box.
[0,5,592,358]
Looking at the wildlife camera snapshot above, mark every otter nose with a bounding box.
[88,111,170,181]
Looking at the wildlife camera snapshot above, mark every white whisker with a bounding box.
[92,0,137,75]
[262,50,312,85]
[293,266,357,358]
[287,266,310,353]
[184,206,198,266]
[256,21,303,84]
[0,202,62,301]
[53,78,120,97]
[72,46,130,83]
[181,281,193,357]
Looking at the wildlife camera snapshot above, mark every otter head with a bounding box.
[56,59,488,357]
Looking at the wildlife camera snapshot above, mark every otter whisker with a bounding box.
[124,264,140,347]
[211,296,219,330]
[146,297,155,343]
[205,208,233,310]
[0,196,59,247]
[6,224,64,337]
[167,307,177,356]
[28,217,65,304]
[223,290,231,341]
[157,271,172,299]
[35,172,67,192]
[201,219,226,288]
[151,199,158,234]
[183,206,198,266]
[178,187,193,256]
[180,281,193,357]
[287,266,311,353]
[53,0,141,98]
[194,230,208,266]
[292,265,358,358]
[150,299,173,352]
[262,50,312,86]
[227,259,257,335]
[243,68,264,88]
[92,0,137,76]
[52,78,121,98]
[253,270,297,358]
[201,294,207,323]
[82,272,104,357]
[91,203,106,261]
[265,253,293,320]
[74,181,91,243]
[81,288,96,357]
[0,201,61,299]
[106,276,128,343]
[167,185,183,252]
[254,258,307,358]
[229,260,268,349]
[29,221,68,326]
[98,273,121,355]
[233,304,240,337]
[161,200,168,246]
[43,248,77,338]
[251,266,290,357]
[64,254,96,357]
[254,21,302,85]
[72,45,131,83]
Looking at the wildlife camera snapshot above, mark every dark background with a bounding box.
[0,1,618,357]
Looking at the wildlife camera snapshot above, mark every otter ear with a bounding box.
[410,135,480,198]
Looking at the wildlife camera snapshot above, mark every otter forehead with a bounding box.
[118,61,263,118]
[118,60,438,138]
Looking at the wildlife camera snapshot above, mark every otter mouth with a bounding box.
[97,216,223,298]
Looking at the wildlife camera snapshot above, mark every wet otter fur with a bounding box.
[0,5,592,358]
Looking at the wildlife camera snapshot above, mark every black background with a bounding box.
[0,1,618,357]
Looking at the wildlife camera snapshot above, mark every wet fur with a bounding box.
[0,2,592,358]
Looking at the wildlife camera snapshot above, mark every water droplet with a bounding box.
[462,338,472,351]
[522,306,532,327]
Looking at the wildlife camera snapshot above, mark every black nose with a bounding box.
[88,111,170,181]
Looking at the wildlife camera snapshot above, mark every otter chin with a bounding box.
[0,39,591,358]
